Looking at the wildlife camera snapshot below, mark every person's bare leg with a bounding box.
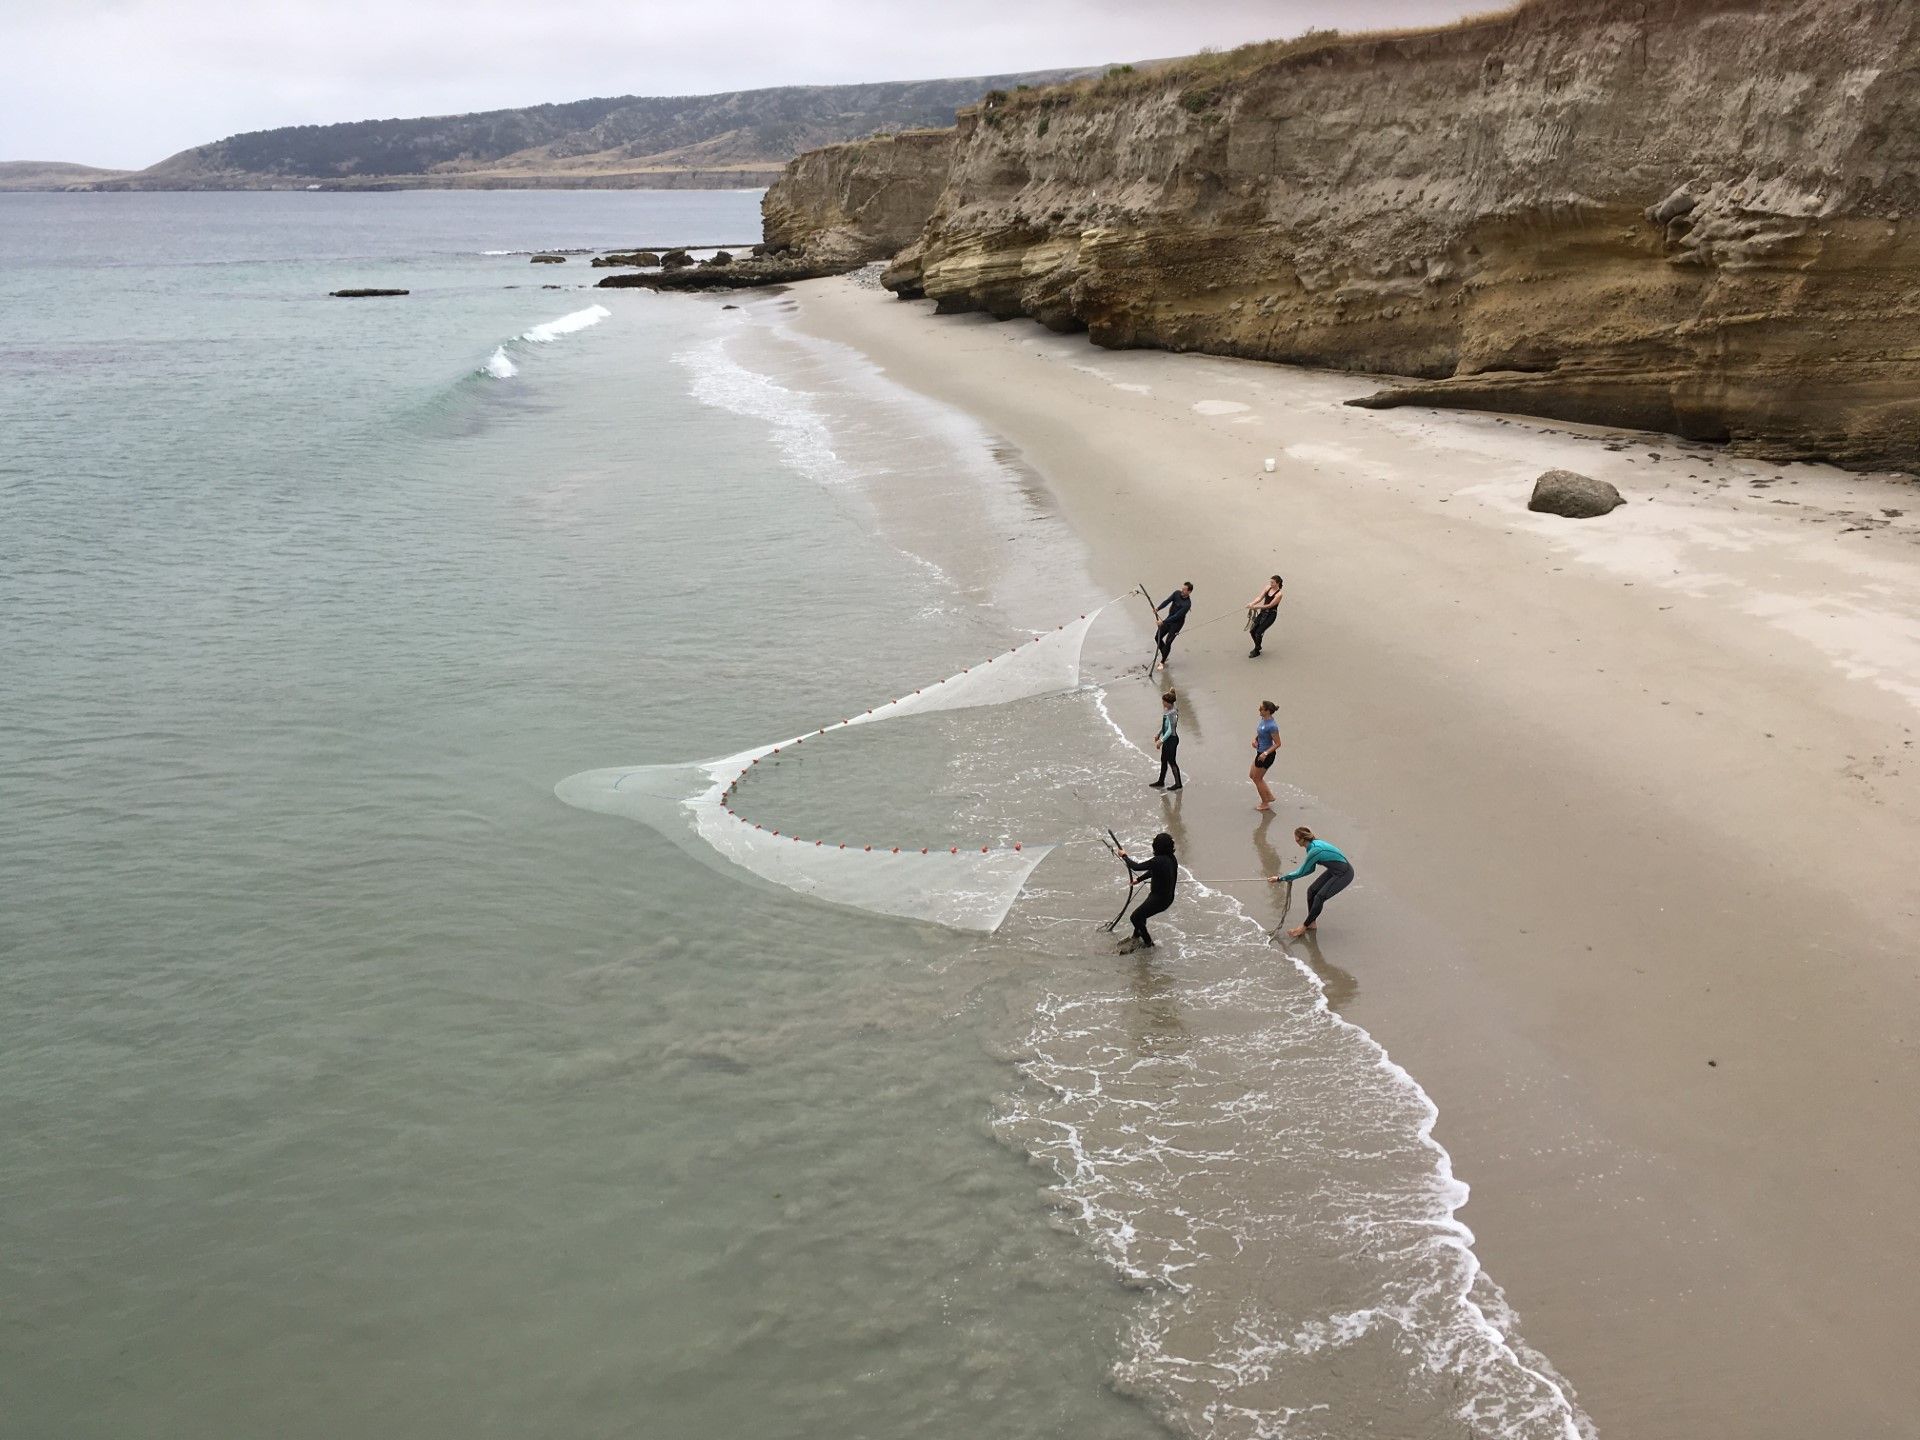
[1250,764,1274,811]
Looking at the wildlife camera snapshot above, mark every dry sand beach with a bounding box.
[756,273,1920,1438]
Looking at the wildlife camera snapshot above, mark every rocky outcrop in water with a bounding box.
[771,0,1920,474]
[329,288,409,298]
[596,252,853,291]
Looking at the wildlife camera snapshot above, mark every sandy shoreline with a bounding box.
[771,274,1920,1438]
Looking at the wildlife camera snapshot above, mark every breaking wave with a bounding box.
[475,304,611,380]
[522,304,611,344]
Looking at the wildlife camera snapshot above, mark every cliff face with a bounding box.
[866,0,1920,473]
[761,130,955,263]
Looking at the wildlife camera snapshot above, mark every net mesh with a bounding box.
[554,608,1105,931]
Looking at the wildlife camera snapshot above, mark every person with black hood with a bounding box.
[1116,831,1179,951]
[1152,582,1194,669]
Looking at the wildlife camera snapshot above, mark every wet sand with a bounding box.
[786,275,1920,1439]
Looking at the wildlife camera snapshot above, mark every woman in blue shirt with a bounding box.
[1268,827,1354,937]
[1249,701,1281,811]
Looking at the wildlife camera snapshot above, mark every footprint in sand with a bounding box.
[1192,399,1251,416]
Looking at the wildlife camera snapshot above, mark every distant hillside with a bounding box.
[0,161,134,191]
[83,71,1092,191]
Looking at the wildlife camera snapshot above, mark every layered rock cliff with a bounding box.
[783,0,1920,473]
[761,129,956,264]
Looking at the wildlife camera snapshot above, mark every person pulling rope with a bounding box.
[1268,827,1353,938]
[1114,831,1179,952]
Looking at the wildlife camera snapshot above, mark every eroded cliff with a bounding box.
[835,0,1920,473]
[761,129,956,264]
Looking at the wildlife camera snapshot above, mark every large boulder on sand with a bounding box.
[1529,469,1626,518]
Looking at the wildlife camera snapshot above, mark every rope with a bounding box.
[1267,880,1295,943]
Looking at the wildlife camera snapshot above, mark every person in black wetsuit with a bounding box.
[1245,574,1283,658]
[1153,582,1194,669]
[1149,689,1182,790]
[1116,831,1178,951]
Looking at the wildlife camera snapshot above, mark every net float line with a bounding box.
[556,603,1117,932]
[711,614,1105,858]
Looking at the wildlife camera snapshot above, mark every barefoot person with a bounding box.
[1116,831,1179,950]
[1248,701,1281,811]
[1148,689,1182,790]
[1245,574,1283,658]
[1152,582,1194,669]
[1269,827,1354,937]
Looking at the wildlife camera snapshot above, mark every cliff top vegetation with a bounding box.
[973,2,1537,119]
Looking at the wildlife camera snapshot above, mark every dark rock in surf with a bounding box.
[703,250,734,266]
[330,288,409,297]
[530,253,566,264]
[592,250,660,267]
[597,251,858,292]
[660,249,694,269]
[1528,469,1627,518]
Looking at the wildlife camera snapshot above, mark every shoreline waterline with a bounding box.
[769,272,1920,1439]
[690,290,1594,1437]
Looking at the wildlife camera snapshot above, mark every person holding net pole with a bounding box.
[1268,827,1353,938]
[1152,582,1193,670]
[1116,832,1179,952]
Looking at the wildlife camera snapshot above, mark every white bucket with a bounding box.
[1262,457,1277,473]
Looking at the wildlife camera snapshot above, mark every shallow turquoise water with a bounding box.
[1,191,1588,1440]
[0,191,1163,1440]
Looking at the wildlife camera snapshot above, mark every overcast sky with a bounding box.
[4,0,1489,169]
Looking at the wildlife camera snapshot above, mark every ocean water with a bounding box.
[0,192,1588,1438]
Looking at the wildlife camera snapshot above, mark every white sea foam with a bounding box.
[522,304,612,344]
[675,301,1592,1436]
[482,346,518,380]
[675,333,846,491]
[978,689,1597,1438]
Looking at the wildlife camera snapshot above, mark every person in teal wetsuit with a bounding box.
[1268,827,1353,938]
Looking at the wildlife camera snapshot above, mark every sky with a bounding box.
[3,0,1491,169]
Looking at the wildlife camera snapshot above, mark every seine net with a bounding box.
[554,608,1105,931]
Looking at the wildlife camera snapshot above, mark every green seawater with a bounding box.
[0,192,1161,1440]
[1,191,1589,1440]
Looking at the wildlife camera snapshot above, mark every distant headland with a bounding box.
[0,71,1093,193]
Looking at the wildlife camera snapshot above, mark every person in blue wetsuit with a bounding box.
[1116,831,1178,951]
[1148,689,1182,790]
[1268,827,1354,938]
[1153,582,1194,669]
